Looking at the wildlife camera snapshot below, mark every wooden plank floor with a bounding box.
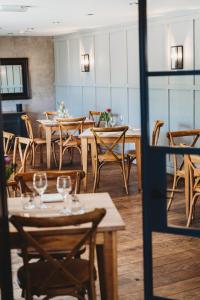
[10,153,200,299]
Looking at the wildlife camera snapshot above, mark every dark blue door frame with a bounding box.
[138,1,200,299]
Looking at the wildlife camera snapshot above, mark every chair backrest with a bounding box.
[10,208,106,295]
[21,114,34,139]
[3,131,15,154]
[91,126,128,161]
[14,170,85,194]
[44,111,57,120]
[89,111,102,127]
[13,137,32,173]
[166,129,200,174]
[57,117,86,146]
[151,120,164,146]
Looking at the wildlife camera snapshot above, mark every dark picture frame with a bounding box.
[0,57,30,100]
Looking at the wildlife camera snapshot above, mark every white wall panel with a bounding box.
[111,88,128,123]
[55,86,68,108]
[110,31,127,85]
[82,87,96,116]
[168,20,193,86]
[127,28,139,86]
[67,87,83,116]
[68,39,81,85]
[95,33,110,85]
[149,89,169,146]
[148,24,168,87]
[54,40,68,85]
[80,36,95,85]
[195,18,200,85]
[169,90,193,131]
[128,88,140,128]
[96,87,111,111]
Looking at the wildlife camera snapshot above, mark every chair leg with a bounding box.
[167,174,178,211]
[87,283,96,300]
[52,143,58,167]
[40,144,43,164]
[93,163,99,193]
[32,144,35,168]
[127,156,132,183]
[122,161,128,195]
[59,147,63,170]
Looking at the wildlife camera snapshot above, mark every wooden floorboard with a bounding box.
[10,152,200,299]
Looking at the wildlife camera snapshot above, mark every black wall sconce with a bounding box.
[81,54,90,72]
[171,45,183,70]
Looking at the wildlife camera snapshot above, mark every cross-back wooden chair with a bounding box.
[44,111,57,120]
[56,117,86,170]
[89,111,102,127]
[14,170,85,195]
[91,126,129,194]
[184,154,200,227]
[167,129,200,211]
[127,120,164,183]
[10,208,106,300]
[21,114,47,167]
[13,137,32,173]
[3,131,15,154]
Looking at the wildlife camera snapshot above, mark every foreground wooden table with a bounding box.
[80,128,142,191]
[8,192,125,300]
[37,119,94,169]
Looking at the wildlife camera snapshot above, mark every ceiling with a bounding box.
[0,0,200,36]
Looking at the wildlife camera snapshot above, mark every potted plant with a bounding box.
[100,108,111,127]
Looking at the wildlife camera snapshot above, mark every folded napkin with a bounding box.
[41,193,63,203]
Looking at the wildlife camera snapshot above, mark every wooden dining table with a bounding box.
[8,192,125,300]
[37,118,94,169]
[80,128,142,191]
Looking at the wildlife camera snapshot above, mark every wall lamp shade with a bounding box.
[81,54,90,72]
[171,45,183,70]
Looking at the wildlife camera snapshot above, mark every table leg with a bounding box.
[81,138,88,191]
[96,232,118,300]
[45,127,52,169]
[135,138,142,191]
[90,140,96,176]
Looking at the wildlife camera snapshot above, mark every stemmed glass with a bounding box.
[33,172,48,209]
[119,115,124,125]
[110,116,116,127]
[57,176,72,214]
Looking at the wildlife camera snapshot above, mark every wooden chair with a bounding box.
[13,137,32,173]
[14,170,85,195]
[167,129,200,211]
[44,111,57,120]
[3,131,15,154]
[127,120,164,183]
[89,111,102,127]
[185,154,200,227]
[10,208,106,300]
[21,114,47,167]
[91,126,129,194]
[56,117,86,170]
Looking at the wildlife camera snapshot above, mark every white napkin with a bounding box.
[41,193,63,203]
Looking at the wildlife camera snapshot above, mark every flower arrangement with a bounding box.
[57,100,69,118]
[100,108,112,126]
[4,155,15,181]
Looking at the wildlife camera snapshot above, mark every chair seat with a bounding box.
[33,138,46,145]
[18,258,95,294]
[57,137,81,147]
[97,152,123,162]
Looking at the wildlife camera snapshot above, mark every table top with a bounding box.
[80,128,141,138]
[8,193,125,234]
[37,118,94,127]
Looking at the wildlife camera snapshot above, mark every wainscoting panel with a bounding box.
[128,88,140,128]
[80,36,95,85]
[82,87,96,116]
[68,38,81,85]
[96,87,111,111]
[127,28,139,86]
[67,86,83,116]
[111,88,128,123]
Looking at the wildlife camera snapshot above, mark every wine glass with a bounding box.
[33,172,48,209]
[110,116,116,127]
[57,176,72,214]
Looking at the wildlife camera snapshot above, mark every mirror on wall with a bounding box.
[0,58,30,100]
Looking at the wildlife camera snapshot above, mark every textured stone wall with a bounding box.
[0,36,55,127]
